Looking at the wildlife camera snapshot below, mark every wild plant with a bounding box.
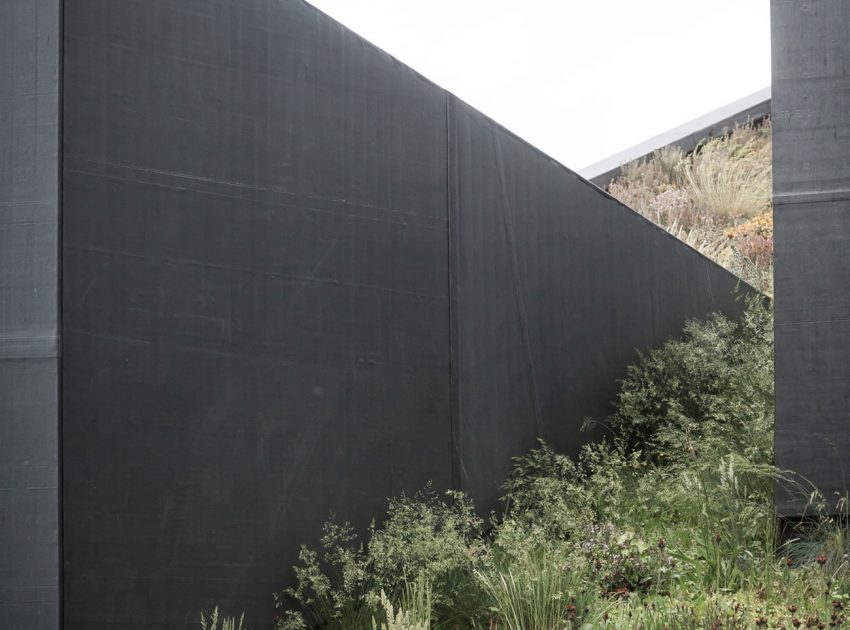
[275,518,374,630]
[201,607,248,630]
[371,579,432,630]
[608,294,773,466]
[476,547,602,630]
[273,302,850,629]
[684,125,772,219]
[276,486,487,629]
[607,120,774,294]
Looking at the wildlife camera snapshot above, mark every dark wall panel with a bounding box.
[62,1,451,628]
[450,99,747,505]
[0,1,61,629]
[59,1,754,628]
[772,0,850,512]
[772,1,850,195]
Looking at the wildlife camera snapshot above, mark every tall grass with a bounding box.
[476,549,602,630]
[684,126,772,219]
[372,581,432,630]
[201,607,248,630]
[608,120,773,294]
[397,576,433,628]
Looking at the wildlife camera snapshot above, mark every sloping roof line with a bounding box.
[581,87,772,189]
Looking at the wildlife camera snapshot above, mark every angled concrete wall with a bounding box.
[61,2,453,628]
[0,1,751,629]
[773,0,850,512]
[0,1,62,629]
[449,97,748,505]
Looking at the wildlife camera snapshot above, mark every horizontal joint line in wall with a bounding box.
[773,188,850,207]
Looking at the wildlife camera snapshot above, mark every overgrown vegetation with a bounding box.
[261,299,848,629]
[607,121,774,294]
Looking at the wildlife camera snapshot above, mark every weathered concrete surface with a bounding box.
[772,0,850,512]
[1,1,752,628]
[0,1,61,629]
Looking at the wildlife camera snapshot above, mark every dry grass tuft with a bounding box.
[607,120,773,294]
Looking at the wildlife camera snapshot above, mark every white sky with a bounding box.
[306,0,771,171]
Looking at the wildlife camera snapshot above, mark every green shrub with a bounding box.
[609,295,773,466]
[499,438,647,543]
[577,521,675,595]
[275,518,373,630]
[276,485,487,629]
[498,440,587,541]
[367,486,488,627]
[272,301,850,629]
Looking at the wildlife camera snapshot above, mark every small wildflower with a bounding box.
[791,619,801,628]
[789,605,799,613]
[817,554,828,565]
[715,532,722,543]
[658,537,666,549]
[755,617,768,627]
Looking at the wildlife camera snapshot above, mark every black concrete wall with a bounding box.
[0,1,61,629]
[772,0,850,512]
[61,1,453,628]
[449,98,748,506]
[0,1,750,628]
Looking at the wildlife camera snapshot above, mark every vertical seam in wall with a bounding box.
[492,138,545,439]
[446,94,461,491]
[57,0,64,627]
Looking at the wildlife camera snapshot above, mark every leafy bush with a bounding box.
[499,438,647,544]
[578,521,675,595]
[367,486,488,626]
[270,302,850,629]
[275,486,487,629]
[498,440,587,541]
[609,295,773,466]
[275,518,372,630]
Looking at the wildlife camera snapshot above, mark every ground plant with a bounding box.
[223,299,849,629]
[201,607,250,630]
[607,121,774,294]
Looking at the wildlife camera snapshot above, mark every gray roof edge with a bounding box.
[581,86,772,189]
